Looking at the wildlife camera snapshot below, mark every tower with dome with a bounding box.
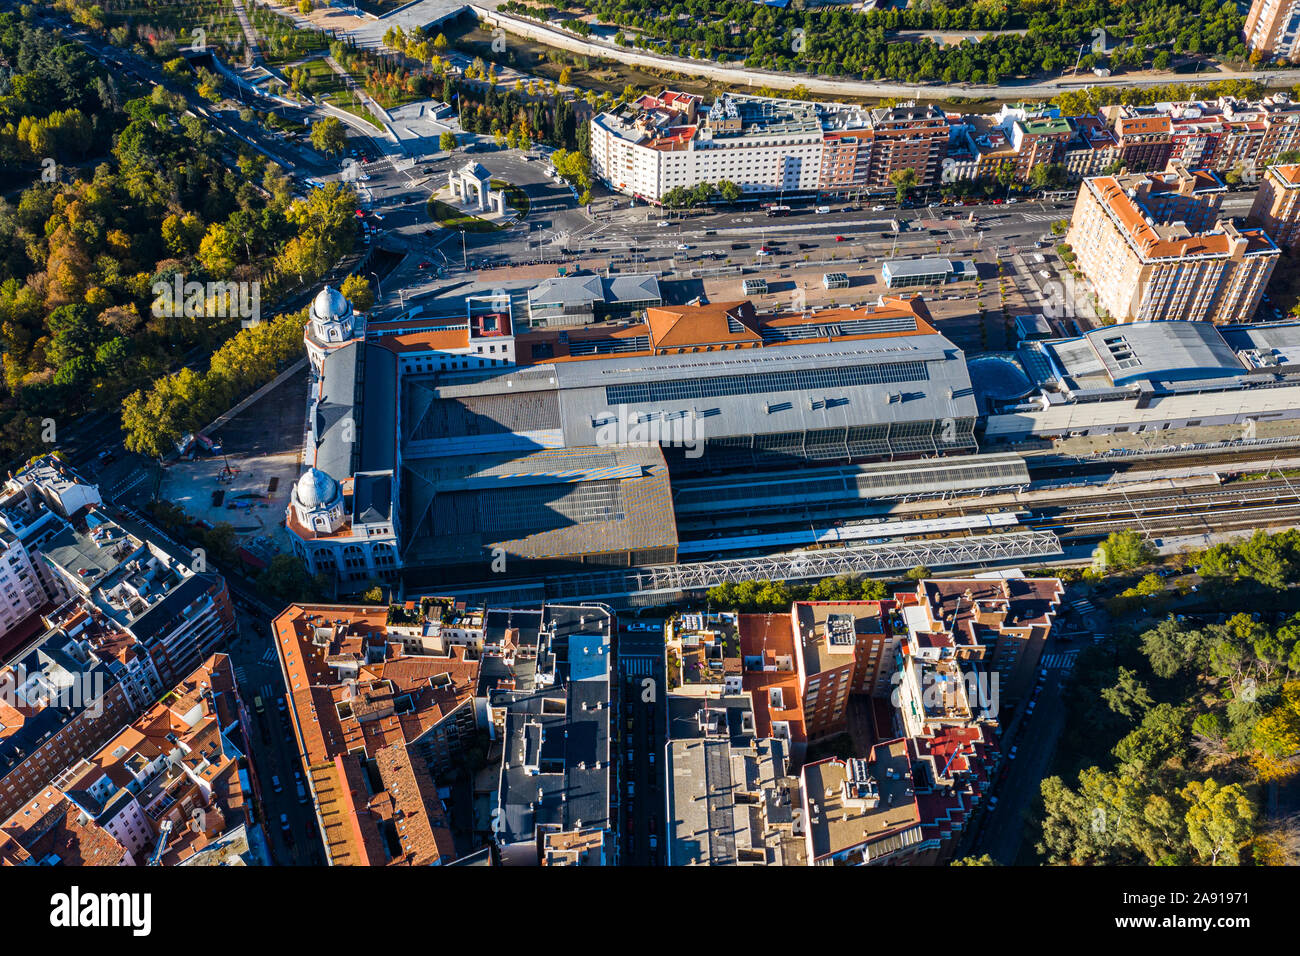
[286,280,526,596]
[286,282,399,592]
[305,284,362,373]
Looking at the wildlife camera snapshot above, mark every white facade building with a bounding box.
[591,92,827,202]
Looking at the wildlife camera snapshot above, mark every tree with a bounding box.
[1196,542,1238,593]
[718,180,742,203]
[859,578,887,601]
[310,116,347,156]
[258,554,329,604]
[1253,682,1300,763]
[1235,529,1294,590]
[889,167,918,203]
[1182,779,1255,865]
[161,212,204,257]
[951,853,1000,865]
[1094,529,1157,572]
[198,222,238,278]
[1141,616,1213,679]
[1029,163,1064,191]
[1102,667,1155,721]
[339,273,374,312]
[439,130,458,152]
[1036,773,1120,864]
[1113,703,1190,771]
[905,565,930,580]
[46,303,99,369]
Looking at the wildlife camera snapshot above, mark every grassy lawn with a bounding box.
[427,198,502,233]
[108,0,246,56]
[490,179,530,219]
[249,5,332,67]
[293,58,382,130]
[366,84,431,112]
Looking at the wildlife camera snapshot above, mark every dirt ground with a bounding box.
[158,365,310,558]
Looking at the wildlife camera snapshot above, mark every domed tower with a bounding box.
[288,466,345,535]
[305,285,359,373]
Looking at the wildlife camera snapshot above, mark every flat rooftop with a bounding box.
[803,745,921,863]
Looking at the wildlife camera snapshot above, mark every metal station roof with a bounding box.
[670,452,1029,515]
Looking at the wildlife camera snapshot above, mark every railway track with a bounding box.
[677,479,1300,562]
[1022,481,1300,525]
[1028,443,1300,478]
[1055,500,1300,540]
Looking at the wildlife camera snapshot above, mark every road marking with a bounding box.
[1041,650,1079,670]
[108,470,149,499]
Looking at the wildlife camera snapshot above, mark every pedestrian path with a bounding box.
[1041,649,1079,671]
[621,657,656,676]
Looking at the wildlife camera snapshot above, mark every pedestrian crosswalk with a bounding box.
[1092,632,1110,645]
[622,657,657,676]
[1041,650,1079,671]
[1071,599,1096,615]
[259,648,277,666]
[234,665,249,688]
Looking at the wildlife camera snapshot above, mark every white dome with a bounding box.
[312,286,351,321]
[295,468,339,509]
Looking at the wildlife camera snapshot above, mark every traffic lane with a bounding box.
[976,668,1069,864]
[227,611,326,865]
[588,210,1064,247]
[257,703,323,864]
[44,5,357,183]
[618,667,666,863]
[629,687,657,864]
[590,193,1074,229]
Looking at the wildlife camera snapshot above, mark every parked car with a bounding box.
[271,775,282,794]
